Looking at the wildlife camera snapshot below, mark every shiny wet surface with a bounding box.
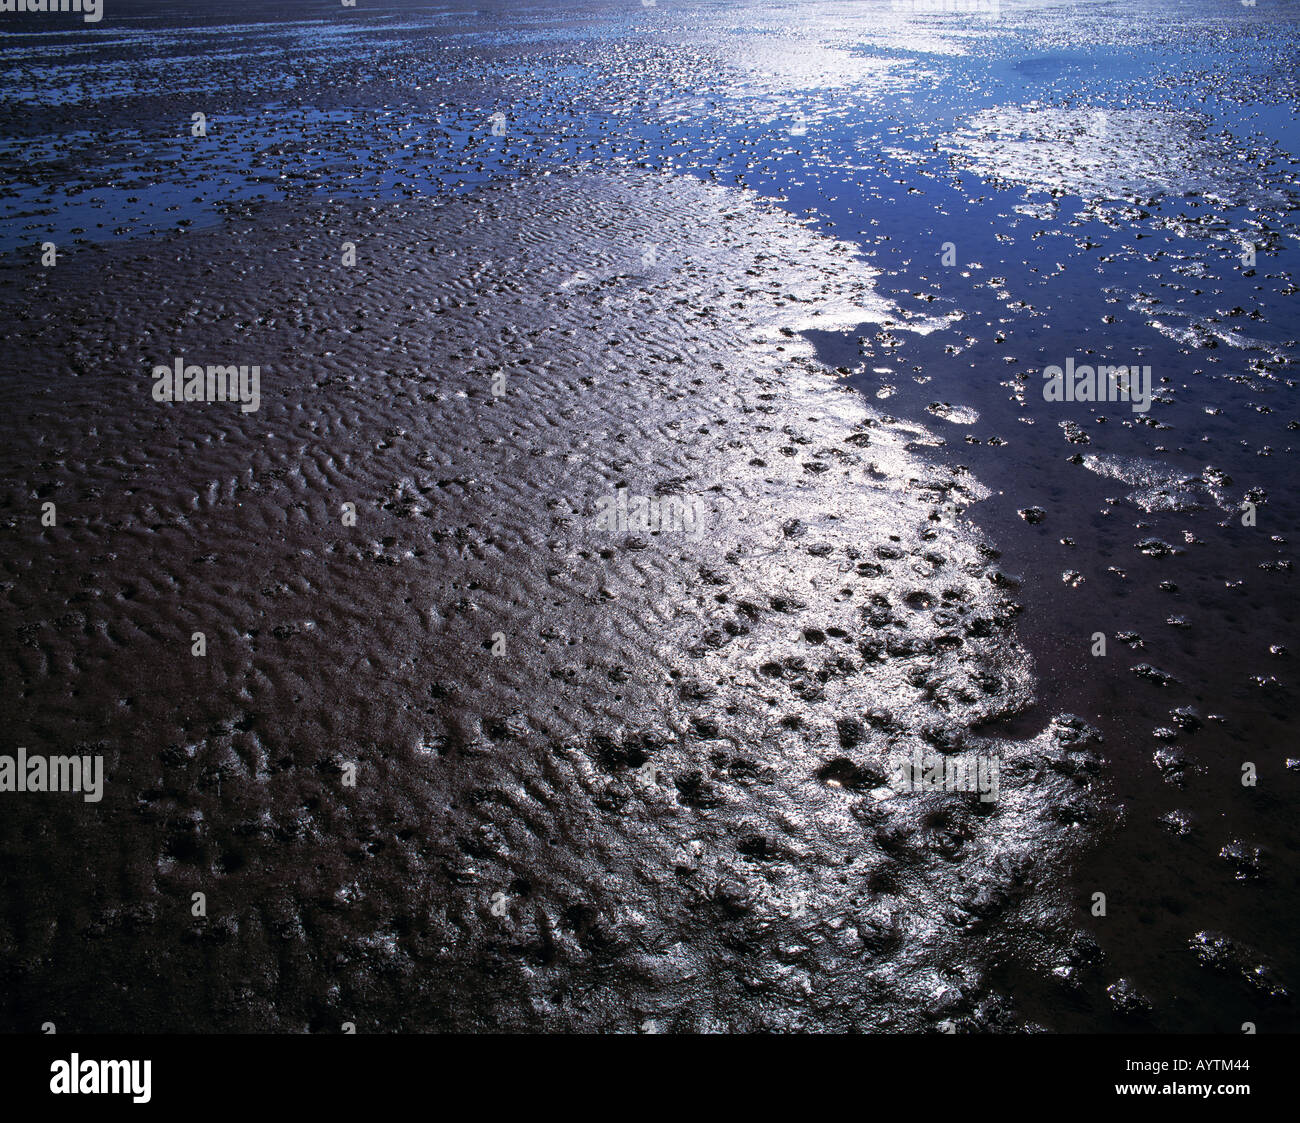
[0,0,1296,1031]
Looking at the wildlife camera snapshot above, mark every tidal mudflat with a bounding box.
[0,0,1295,1034]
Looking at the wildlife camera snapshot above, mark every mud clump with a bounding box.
[1189,931,1289,1001]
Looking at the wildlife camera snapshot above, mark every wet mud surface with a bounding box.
[1,0,1296,1032]
[1,172,1107,1031]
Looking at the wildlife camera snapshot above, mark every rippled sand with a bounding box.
[0,169,1111,1031]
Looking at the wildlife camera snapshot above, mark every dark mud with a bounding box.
[0,170,1107,1031]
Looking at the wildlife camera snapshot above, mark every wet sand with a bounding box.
[0,169,1110,1031]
